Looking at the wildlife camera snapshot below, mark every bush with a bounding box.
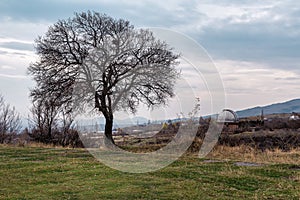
[53,129,84,148]
[29,128,83,148]
[218,130,300,151]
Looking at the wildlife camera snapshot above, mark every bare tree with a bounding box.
[29,85,76,144]
[0,95,21,143]
[28,11,180,146]
[29,96,59,143]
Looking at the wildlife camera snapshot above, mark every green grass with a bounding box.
[0,146,299,200]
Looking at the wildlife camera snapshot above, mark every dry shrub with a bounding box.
[218,129,300,151]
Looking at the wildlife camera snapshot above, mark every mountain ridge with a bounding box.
[236,98,300,118]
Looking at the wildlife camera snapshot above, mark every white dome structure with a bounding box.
[217,109,239,123]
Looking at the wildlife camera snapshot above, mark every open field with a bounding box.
[0,145,299,199]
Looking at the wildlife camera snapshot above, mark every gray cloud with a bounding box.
[0,50,28,56]
[197,25,300,63]
[0,73,28,79]
[275,77,300,81]
[0,0,191,25]
[0,1,299,69]
[0,76,34,116]
[0,42,34,51]
[222,77,239,82]
[0,0,81,22]
[226,87,262,95]
[181,1,300,72]
[0,50,8,55]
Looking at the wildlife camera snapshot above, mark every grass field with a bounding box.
[0,145,299,199]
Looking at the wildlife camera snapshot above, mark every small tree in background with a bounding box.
[29,87,81,147]
[0,94,21,143]
[28,11,180,146]
[29,94,60,144]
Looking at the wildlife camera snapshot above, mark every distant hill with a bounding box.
[115,116,149,126]
[236,99,300,118]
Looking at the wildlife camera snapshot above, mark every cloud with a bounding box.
[0,47,34,57]
[0,37,33,44]
[0,50,8,55]
[0,76,34,117]
[275,77,300,81]
[0,73,28,79]
[0,65,16,70]
[0,0,195,22]
[0,19,49,41]
[0,46,36,83]
[0,42,34,51]
[214,59,300,109]
[145,1,299,72]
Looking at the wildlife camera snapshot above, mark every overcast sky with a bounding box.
[0,0,300,118]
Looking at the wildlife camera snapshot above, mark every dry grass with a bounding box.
[206,145,300,165]
[23,142,59,148]
[7,138,300,165]
[27,142,300,165]
[4,141,74,149]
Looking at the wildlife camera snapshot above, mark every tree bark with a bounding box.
[104,114,115,147]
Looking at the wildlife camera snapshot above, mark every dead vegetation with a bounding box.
[206,145,300,165]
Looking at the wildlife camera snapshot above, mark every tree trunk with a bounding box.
[104,114,115,148]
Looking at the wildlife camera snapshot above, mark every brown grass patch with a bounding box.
[206,145,300,164]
